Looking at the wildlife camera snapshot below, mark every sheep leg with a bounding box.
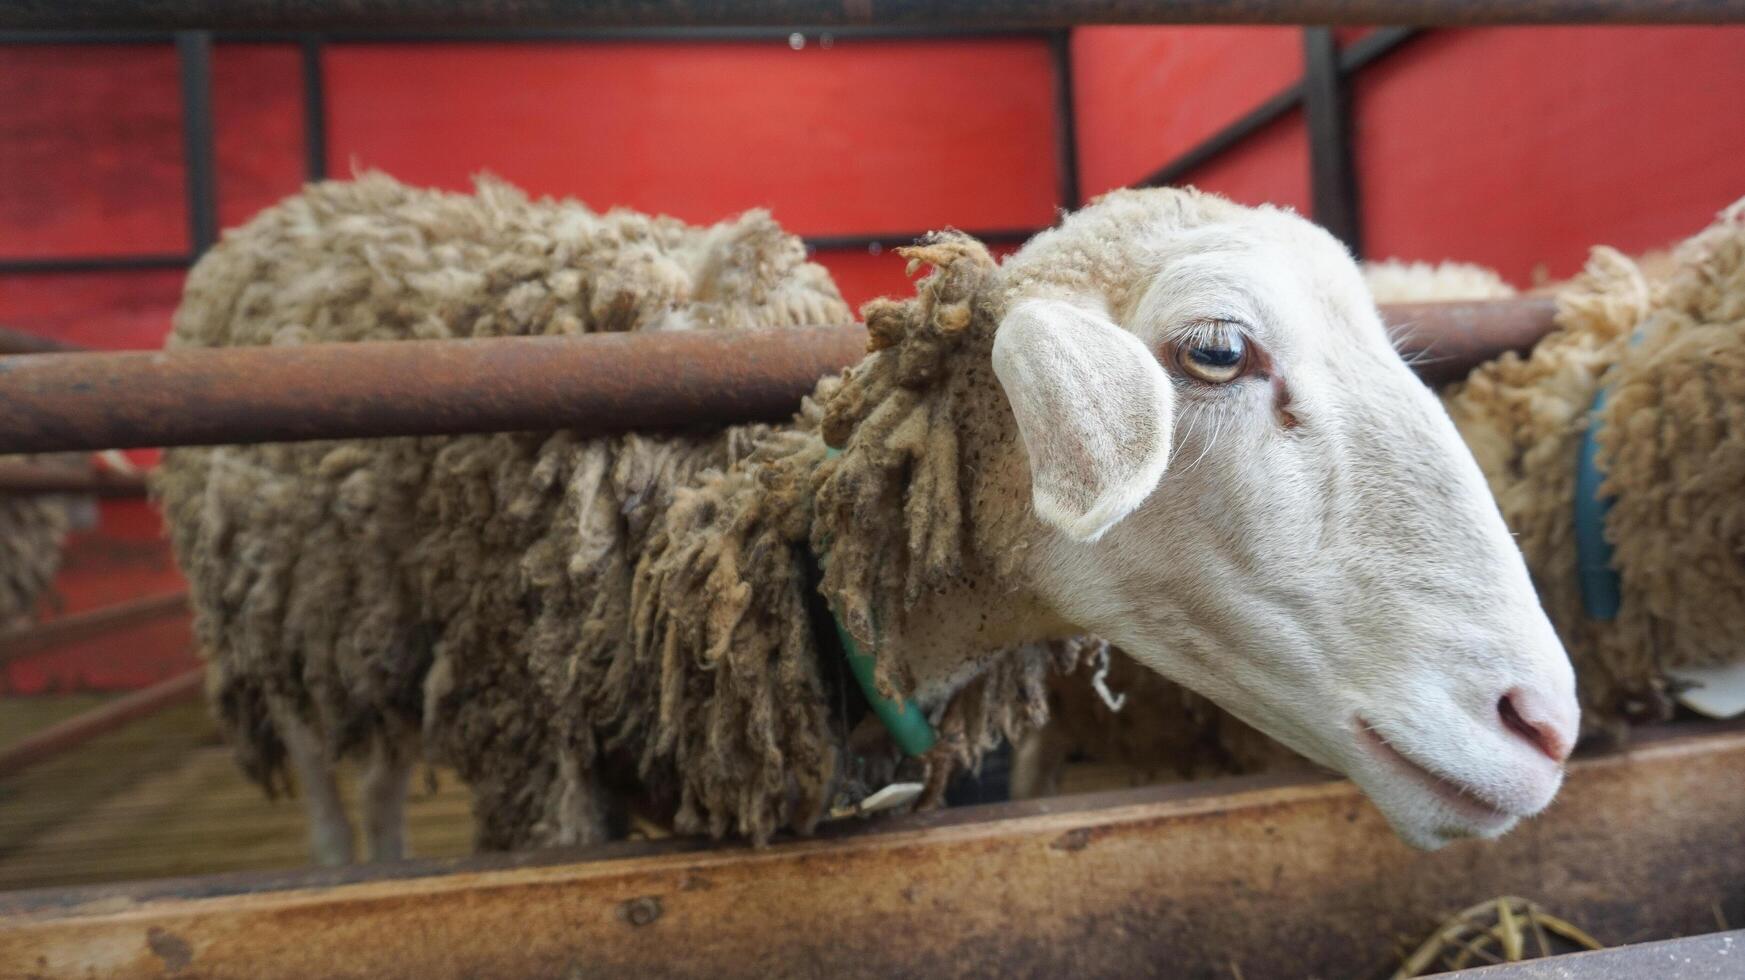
[361,733,416,862]
[1008,725,1073,800]
[274,709,355,866]
[544,749,610,847]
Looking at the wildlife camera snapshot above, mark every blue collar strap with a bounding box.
[1574,387,1623,620]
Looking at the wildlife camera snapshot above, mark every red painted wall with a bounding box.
[1073,26,1745,285]
[1071,26,1303,200]
[1354,27,1745,284]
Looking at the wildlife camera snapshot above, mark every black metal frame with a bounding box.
[1302,27,1361,253]
[0,25,1416,277]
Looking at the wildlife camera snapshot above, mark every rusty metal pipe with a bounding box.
[0,460,148,497]
[1388,296,1557,385]
[0,300,1553,455]
[0,591,190,669]
[0,668,203,781]
[4,0,1743,29]
[0,326,84,356]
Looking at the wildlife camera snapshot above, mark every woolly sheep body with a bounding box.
[1447,203,1745,733]
[156,174,860,851]
[0,482,72,625]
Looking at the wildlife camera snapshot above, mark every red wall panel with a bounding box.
[816,242,1024,312]
[323,39,1061,237]
[1180,115,1311,215]
[0,269,183,350]
[1071,27,1302,198]
[1355,27,1745,283]
[0,45,185,259]
[3,501,195,695]
[213,44,310,230]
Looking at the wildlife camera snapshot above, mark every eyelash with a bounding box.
[1162,320,1259,385]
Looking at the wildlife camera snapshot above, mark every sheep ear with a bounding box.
[992,299,1174,543]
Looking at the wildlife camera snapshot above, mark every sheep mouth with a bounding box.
[1355,717,1516,826]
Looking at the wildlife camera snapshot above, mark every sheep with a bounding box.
[0,481,72,628]
[1444,200,1745,735]
[158,174,1581,864]
[1015,203,1745,795]
[0,451,106,630]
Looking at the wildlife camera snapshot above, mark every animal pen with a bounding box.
[0,2,1742,978]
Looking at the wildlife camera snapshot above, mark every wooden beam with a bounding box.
[1,722,1739,979]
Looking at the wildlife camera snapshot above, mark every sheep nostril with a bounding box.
[1498,690,1570,763]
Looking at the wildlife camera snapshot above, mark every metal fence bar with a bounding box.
[176,31,220,257]
[1049,29,1081,210]
[0,298,1553,455]
[0,669,203,781]
[0,591,189,669]
[0,325,86,355]
[0,461,146,496]
[803,228,1040,252]
[1137,26,1419,190]
[0,254,192,275]
[1302,27,1362,254]
[0,27,1053,44]
[5,1,1743,30]
[300,35,327,181]
[0,325,873,454]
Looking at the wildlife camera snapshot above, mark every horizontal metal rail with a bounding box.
[0,669,203,781]
[0,232,1040,278]
[4,0,1744,30]
[0,461,147,496]
[0,26,1052,44]
[0,722,1738,978]
[0,326,85,356]
[0,591,190,669]
[0,299,1551,454]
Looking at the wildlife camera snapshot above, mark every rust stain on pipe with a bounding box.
[0,722,1738,979]
[0,668,202,780]
[0,301,1555,455]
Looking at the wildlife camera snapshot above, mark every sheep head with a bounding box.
[985,188,1581,850]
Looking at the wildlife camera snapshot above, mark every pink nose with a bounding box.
[1498,688,1574,763]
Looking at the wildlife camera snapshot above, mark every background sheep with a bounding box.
[1447,200,1745,735]
[0,478,74,628]
[157,173,854,859]
[160,177,1581,863]
[1018,203,1745,797]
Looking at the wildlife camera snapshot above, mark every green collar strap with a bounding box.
[813,448,938,757]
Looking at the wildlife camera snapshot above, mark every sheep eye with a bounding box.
[1170,324,1252,384]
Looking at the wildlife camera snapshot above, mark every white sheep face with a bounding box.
[995,204,1579,850]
